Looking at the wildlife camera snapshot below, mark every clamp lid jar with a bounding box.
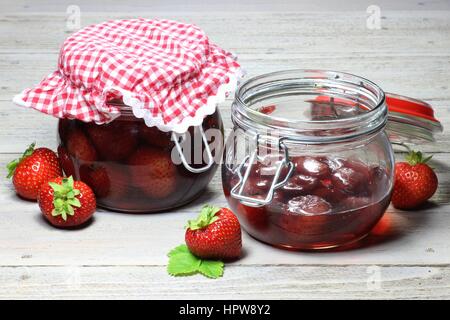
[222,69,440,250]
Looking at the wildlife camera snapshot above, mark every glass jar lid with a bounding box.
[232,69,442,144]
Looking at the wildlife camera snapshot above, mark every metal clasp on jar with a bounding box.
[230,133,295,207]
[171,125,215,173]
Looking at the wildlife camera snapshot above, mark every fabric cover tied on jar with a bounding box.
[13,18,242,133]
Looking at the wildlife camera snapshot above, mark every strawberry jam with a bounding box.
[58,110,223,212]
[222,156,392,250]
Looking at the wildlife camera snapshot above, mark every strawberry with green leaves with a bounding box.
[7,143,62,200]
[392,148,438,209]
[38,176,96,228]
[167,205,242,279]
[185,205,242,260]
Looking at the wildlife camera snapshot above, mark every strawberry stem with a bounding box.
[186,205,221,230]
[405,150,432,166]
[49,176,81,221]
[6,142,35,179]
[391,142,432,165]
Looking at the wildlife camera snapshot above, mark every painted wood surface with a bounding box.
[0,0,449,299]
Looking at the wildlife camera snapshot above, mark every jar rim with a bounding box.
[232,69,388,143]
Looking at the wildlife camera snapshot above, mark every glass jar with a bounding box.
[222,70,395,250]
[58,101,223,212]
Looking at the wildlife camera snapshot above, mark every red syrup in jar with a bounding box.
[58,110,223,212]
[222,156,392,250]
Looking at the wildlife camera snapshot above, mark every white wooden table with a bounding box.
[1,0,450,299]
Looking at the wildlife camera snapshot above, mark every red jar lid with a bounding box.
[384,93,443,143]
[385,93,440,123]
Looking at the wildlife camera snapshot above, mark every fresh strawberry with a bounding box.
[37,176,96,228]
[185,205,242,260]
[138,123,174,149]
[66,129,97,162]
[85,121,138,161]
[127,146,176,198]
[7,143,62,200]
[392,149,438,209]
[57,145,75,177]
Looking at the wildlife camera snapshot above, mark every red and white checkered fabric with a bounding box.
[13,19,241,133]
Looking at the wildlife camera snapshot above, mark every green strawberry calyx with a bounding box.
[405,150,432,166]
[186,205,221,230]
[394,142,433,166]
[6,142,36,178]
[49,176,81,221]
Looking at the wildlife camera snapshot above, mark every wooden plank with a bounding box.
[1,11,450,55]
[2,53,450,101]
[3,0,450,13]
[0,151,449,267]
[1,265,449,299]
